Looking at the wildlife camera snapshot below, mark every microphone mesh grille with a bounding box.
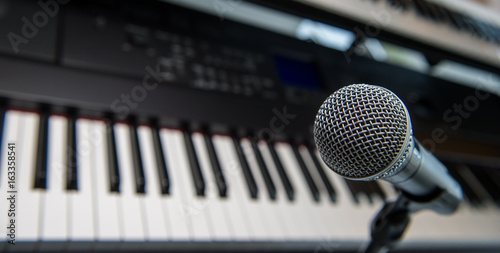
[314,84,411,180]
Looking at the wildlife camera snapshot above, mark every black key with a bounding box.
[425,3,446,23]
[151,122,170,195]
[233,137,258,199]
[469,166,500,206]
[369,181,387,201]
[412,0,432,20]
[343,179,361,204]
[292,145,320,202]
[34,109,49,189]
[204,133,227,197]
[445,162,483,207]
[386,0,411,11]
[129,119,145,193]
[66,113,78,190]
[267,141,294,200]
[358,182,374,204]
[183,131,205,196]
[447,11,469,32]
[307,147,336,202]
[105,118,120,192]
[250,138,276,200]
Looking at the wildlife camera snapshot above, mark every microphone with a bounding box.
[313,84,462,214]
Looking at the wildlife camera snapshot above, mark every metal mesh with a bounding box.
[313,84,411,180]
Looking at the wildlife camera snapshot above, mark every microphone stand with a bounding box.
[363,187,455,253]
[363,193,412,253]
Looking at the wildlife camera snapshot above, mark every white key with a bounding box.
[168,129,211,241]
[137,125,169,241]
[0,111,21,244]
[114,123,145,241]
[257,140,303,240]
[191,132,232,241]
[377,180,398,202]
[40,116,68,241]
[91,120,121,241]
[240,138,285,240]
[274,142,326,240]
[159,128,190,240]
[212,135,255,240]
[315,150,370,241]
[68,119,95,241]
[17,112,42,242]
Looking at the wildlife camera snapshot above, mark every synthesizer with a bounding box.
[0,0,499,252]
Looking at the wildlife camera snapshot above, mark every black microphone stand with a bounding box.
[363,188,453,253]
[363,193,412,253]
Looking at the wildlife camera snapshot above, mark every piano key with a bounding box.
[257,140,310,240]
[240,137,285,240]
[343,178,362,204]
[183,130,205,196]
[129,119,145,193]
[249,138,276,200]
[296,144,345,239]
[34,109,49,189]
[273,142,327,239]
[456,165,493,204]
[305,146,336,202]
[468,166,500,206]
[169,129,212,240]
[151,121,169,195]
[0,106,5,159]
[369,181,387,201]
[204,132,227,197]
[213,135,264,240]
[91,120,121,241]
[191,132,232,240]
[66,113,78,190]
[114,122,146,240]
[266,141,294,200]
[40,115,68,243]
[105,118,120,192]
[291,144,320,202]
[377,180,399,201]
[0,110,21,244]
[17,112,42,242]
[314,150,371,241]
[68,119,95,242]
[159,128,191,240]
[446,163,483,207]
[233,137,258,199]
[358,182,375,204]
[137,125,169,240]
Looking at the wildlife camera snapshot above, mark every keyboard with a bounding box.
[0,0,500,252]
[0,109,499,252]
[270,0,500,72]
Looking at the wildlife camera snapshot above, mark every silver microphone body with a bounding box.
[314,84,462,214]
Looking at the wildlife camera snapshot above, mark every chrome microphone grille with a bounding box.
[313,84,413,180]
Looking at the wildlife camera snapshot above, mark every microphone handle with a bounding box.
[384,141,463,214]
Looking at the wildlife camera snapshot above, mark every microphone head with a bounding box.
[314,84,414,181]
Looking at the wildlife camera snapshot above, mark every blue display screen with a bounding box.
[273,55,322,90]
